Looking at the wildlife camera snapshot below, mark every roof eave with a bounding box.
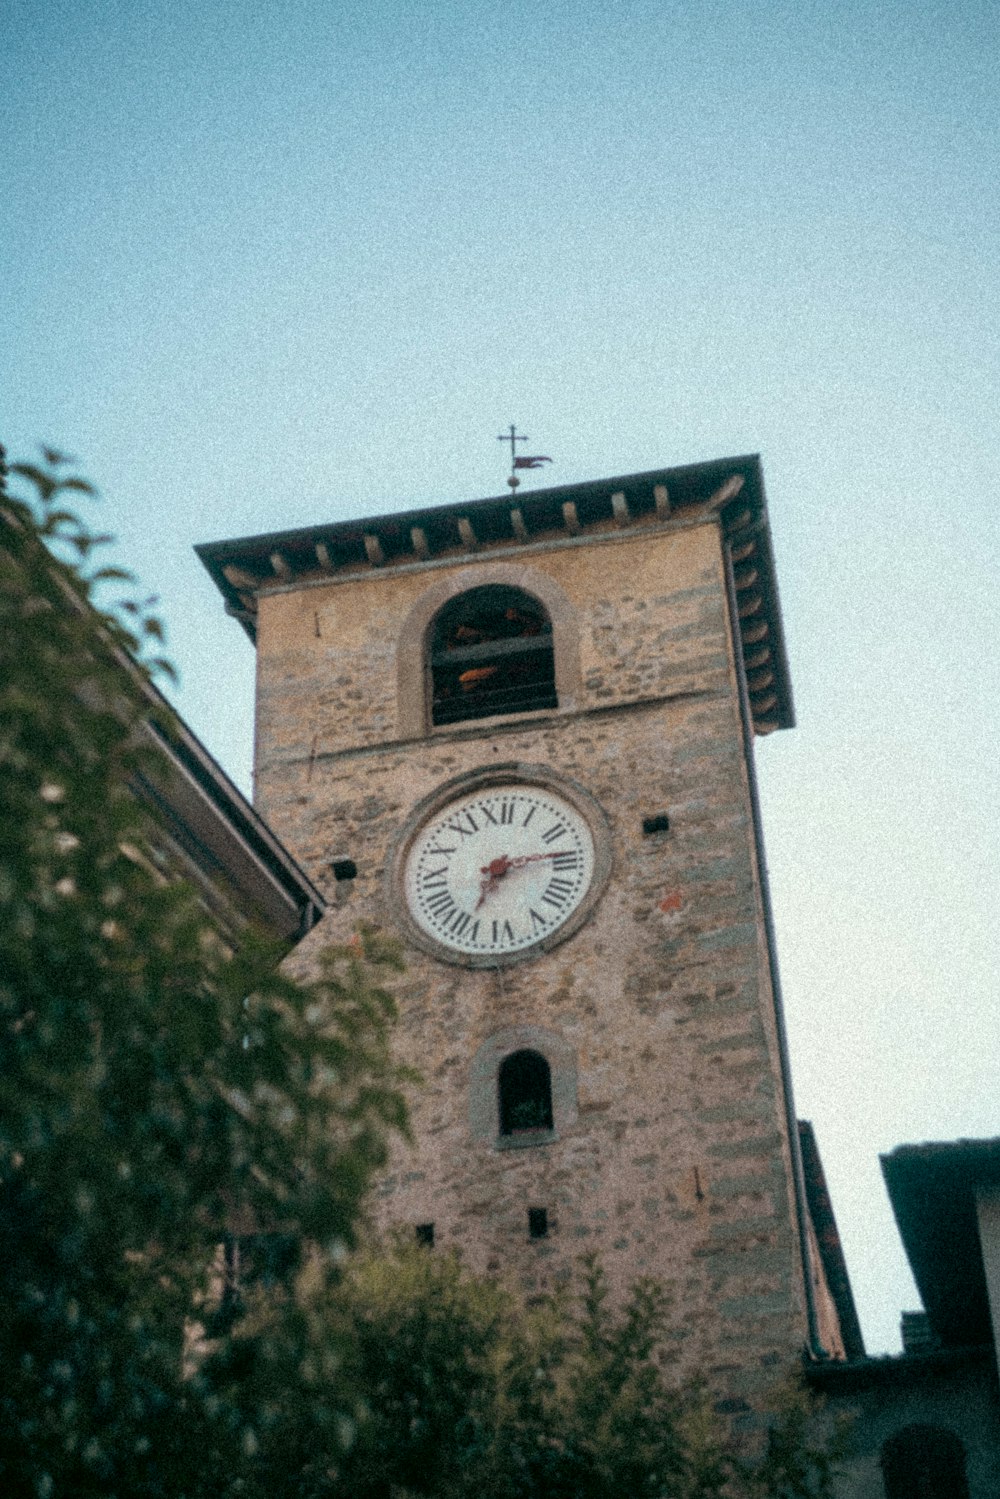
[881,1138,1000,1350]
[197,455,794,735]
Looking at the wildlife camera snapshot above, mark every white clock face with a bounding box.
[403,783,596,960]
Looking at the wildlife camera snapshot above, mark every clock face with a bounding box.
[402,782,597,961]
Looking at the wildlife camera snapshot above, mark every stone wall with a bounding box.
[254,516,810,1406]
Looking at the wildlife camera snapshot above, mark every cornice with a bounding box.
[196,455,793,734]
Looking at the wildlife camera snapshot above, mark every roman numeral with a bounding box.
[541,822,568,845]
[421,865,449,888]
[529,907,548,932]
[445,812,478,838]
[491,919,515,945]
[449,910,472,937]
[426,843,456,857]
[551,851,579,870]
[426,890,456,917]
[541,876,575,911]
[481,798,515,825]
[521,805,537,828]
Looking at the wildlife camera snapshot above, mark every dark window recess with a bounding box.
[881,1425,969,1499]
[499,1049,553,1135]
[206,1232,298,1335]
[642,814,670,835]
[415,1223,435,1247]
[331,859,357,881]
[528,1207,548,1240]
[430,585,557,726]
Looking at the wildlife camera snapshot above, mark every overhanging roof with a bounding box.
[881,1137,1000,1349]
[196,454,794,735]
[136,674,326,943]
[799,1120,865,1360]
[0,491,325,946]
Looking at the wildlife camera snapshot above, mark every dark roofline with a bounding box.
[138,677,326,941]
[805,1342,996,1394]
[798,1120,866,1360]
[197,454,794,735]
[0,491,325,944]
[881,1137,1000,1351]
[197,455,760,565]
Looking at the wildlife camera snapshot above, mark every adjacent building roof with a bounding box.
[2,489,325,947]
[196,454,794,734]
[799,1120,866,1360]
[135,672,326,943]
[881,1137,1000,1350]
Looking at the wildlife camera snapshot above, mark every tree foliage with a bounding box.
[0,450,410,1497]
[291,1242,841,1499]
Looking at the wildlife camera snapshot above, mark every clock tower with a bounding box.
[198,455,847,1404]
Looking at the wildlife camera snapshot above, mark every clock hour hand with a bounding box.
[475,855,511,910]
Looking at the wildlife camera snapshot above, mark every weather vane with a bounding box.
[497,425,551,492]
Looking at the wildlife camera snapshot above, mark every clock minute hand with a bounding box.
[506,852,560,868]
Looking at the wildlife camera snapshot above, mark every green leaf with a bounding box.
[90,566,133,583]
[11,462,57,502]
[40,508,83,531]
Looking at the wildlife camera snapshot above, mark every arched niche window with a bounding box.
[429,585,557,726]
[499,1049,553,1135]
[469,1026,576,1148]
[881,1424,969,1499]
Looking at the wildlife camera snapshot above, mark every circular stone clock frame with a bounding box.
[390,764,612,969]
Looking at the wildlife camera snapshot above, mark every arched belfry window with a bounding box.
[499,1050,553,1135]
[430,586,557,726]
[881,1425,969,1499]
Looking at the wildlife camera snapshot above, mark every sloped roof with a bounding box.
[136,673,325,942]
[799,1120,866,1360]
[1,489,324,946]
[881,1137,1000,1349]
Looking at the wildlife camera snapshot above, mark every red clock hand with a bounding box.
[475,855,511,910]
[475,851,562,908]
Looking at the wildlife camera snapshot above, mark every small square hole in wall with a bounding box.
[415,1223,434,1247]
[331,859,357,881]
[642,814,670,835]
[528,1207,548,1240]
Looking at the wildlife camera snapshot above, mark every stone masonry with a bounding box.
[227,497,817,1408]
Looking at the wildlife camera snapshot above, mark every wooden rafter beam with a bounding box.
[562,500,580,535]
[611,491,630,527]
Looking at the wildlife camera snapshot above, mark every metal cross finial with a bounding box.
[498,424,527,491]
[498,424,528,464]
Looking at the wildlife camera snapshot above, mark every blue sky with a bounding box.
[4,0,999,1352]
